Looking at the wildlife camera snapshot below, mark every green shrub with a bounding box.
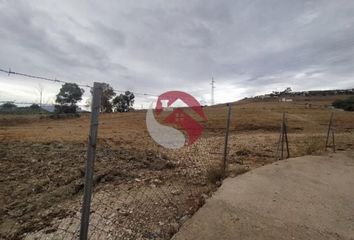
[54,104,78,114]
[0,102,17,109]
[29,104,40,110]
[332,96,354,111]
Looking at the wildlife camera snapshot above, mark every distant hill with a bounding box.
[239,88,354,103]
[0,103,50,115]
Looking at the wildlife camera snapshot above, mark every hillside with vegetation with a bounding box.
[239,88,354,105]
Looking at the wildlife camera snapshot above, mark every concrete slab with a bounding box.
[173,152,354,240]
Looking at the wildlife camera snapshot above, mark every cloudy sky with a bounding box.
[0,0,353,107]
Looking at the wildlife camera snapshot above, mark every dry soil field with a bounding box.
[0,96,353,239]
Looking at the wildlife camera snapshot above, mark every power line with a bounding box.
[0,68,92,88]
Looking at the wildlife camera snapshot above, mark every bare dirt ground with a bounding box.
[0,97,353,239]
[172,151,354,240]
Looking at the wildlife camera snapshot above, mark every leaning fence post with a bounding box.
[284,119,290,158]
[79,82,102,240]
[275,113,290,160]
[325,112,333,149]
[223,103,232,176]
[280,113,285,160]
[325,112,335,152]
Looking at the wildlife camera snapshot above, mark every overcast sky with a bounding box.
[0,0,353,107]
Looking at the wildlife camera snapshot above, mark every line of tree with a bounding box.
[0,102,17,109]
[0,102,44,114]
[54,82,135,114]
[99,83,135,113]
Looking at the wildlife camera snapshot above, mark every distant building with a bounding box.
[280,98,293,102]
[161,100,174,111]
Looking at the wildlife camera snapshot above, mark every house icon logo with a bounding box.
[146,91,207,149]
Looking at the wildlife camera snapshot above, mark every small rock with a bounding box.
[109,213,116,219]
[201,193,209,200]
[179,215,189,224]
[8,209,25,217]
[171,189,181,195]
[127,155,136,160]
[167,222,179,236]
[119,209,131,216]
[32,185,43,194]
[151,179,163,185]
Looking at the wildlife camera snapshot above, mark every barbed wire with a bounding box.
[0,68,92,88]
[112,88,158,97]
[0,100,88,107]
[0,101,35,104]
[0,67,159,97]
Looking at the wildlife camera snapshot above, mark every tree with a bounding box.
[112,91,135,112]
[281,87,292,95]
[0,102,17,109]
[56,83,84,105]
[284,87,292,93]
[29,103,40,110]
[55,83,84,113]
[100,83,116,113]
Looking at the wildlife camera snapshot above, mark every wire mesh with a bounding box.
[1,69,353,239]
[1,112,353,239]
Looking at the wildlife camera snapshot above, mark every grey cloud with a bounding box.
[0,0,353,104]
[0,1,127,76]
[93,21,126,48]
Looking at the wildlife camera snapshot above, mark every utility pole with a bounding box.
[211,77,215,105]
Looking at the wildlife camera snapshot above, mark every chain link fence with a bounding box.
[1,94,353,239]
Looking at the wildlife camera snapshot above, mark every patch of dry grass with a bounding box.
[302,135,324,155]
[206,165,224,184]
[0,95,353,239]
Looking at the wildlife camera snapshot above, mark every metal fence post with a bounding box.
[325,112,335,152]
[275,113,290,160]
[280,113,285,160]
[284,118,290,158]
[223,103,232,175]
[325,112,333,149]
[80,82,102,240]
[275,123,282,161]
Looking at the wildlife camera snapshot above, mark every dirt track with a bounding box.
[173,151,354,240]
